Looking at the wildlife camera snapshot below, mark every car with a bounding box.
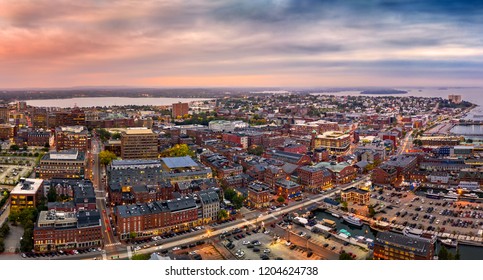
[253,248,260,252]
[172,247,181,251]
[299,232,307,237]
[21,253,26,258]
[263,248,271,253]
[307,251,313,257]
[247,244,254,248]
[323,243,329,248]
[289,244,297,250]
[285,241,292,246]
[331,246,336,251]
[242,241,250,245]
[260,254,269,260]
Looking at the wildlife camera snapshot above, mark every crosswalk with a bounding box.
[104,242,121,247]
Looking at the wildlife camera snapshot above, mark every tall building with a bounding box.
[0,104,9,124]
[448,94,462,104]
[120,127,158,159]
[172,102,189,118]
[32,108,49,129]
[55,126,89,152]
[55,108,86,127]
[36,150,86,179]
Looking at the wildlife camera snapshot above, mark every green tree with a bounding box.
[47,187,58,202]
[96,128,111,142]
[218,209,229,220]
[99,150,117,166]
[438,246,452,260]
[10,145,20,151]
[131,253,151,260]
[368,205,376,218]
[111,132,122,140]
[341,201,348,212]
[160,144,195,157]
[277,196,285,204]
[248,145,264,156]
[339,252,353,260]
[8,209,21,226]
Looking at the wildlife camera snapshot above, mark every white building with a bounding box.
[208,120,248,132]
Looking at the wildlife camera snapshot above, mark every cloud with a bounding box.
[1,0,483,88]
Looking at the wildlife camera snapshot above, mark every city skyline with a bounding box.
[2,0,483,88]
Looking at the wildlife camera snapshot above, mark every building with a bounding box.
[160,156,212,182]
[32,108,49,128]
[382,155,418,180]
[0,124,16,140]
[372,166,398,185]
[297,166,333,192]
[10,179,44,210]
[448,94,462,104]
[0,104,9,124]
[222,133,248,149]
[114,197,200,240]
[33,209,102,252]
[201,153,242,179]
[36,150,86,179]
[340,187,370,205]
[263,150,311,166]
[314,131,351,154]
[108,159,164,205]
[275,179,302,201]
[198,189,220,224]
[247,181,271,209]
[208,120,248,132]
[419,136,462,146]
[120,127,158,159]
[73,183,97,210]
[55,126,89,152]
[27,130,51,146]
[54,109,86,127]
[172,102,189,118]
[263,166,287,190]
[314,162,358,185]
[373,232,435,260]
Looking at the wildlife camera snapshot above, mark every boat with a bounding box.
[338,229,351,238]
[331,213,341,218]
[441,239,458,248]
[342,214,363,227]
[370,220,391,232]
[322,219,337,228]
[403,227,436,243]
[443,191,459,201]
[425,190,443,199]
[402,227,424,238]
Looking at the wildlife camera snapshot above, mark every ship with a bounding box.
[402,227,436,243]
[440,239,458,248]
[370,220,391,232]
[342,214,363,227]
[443,191,459,201]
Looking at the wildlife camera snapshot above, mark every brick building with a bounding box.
[247,181,271,209]
[55,126,89,152]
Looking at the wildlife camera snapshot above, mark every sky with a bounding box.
[1,0,483,88]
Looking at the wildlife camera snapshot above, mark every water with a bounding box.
[314,209,483,260]
[450,125,483,140]
[24,97,213,108]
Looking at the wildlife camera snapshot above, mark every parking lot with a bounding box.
[0,164,33,185]
[372,188,483,236]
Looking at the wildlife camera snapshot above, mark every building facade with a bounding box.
[120,128,158,159]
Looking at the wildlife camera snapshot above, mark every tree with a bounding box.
[96,128,111,142]
[368,205,376,218]
[131,253,151,260]
[339,252,353,260]
[99,150,117,166]
[277,196,285,204]
[8,209,20,226]
[111,132,122,140]
[248,145,264,156]
[438,246,449,260]
[341,201,348,212]
[47,187,58,202]
[160,144,195,157]
[218,209,229,221]
[10,145,20,151]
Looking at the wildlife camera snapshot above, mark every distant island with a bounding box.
[360,89,408,95]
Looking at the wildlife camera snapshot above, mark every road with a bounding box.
[89,136,118,254]
[103,175,371,260]
[397,130,413,155]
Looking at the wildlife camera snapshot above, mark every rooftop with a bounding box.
[375,232,433,255]
[124,127,154,135]
[161,156,198,169]
[43,149,84,161]
[12,178,43,195]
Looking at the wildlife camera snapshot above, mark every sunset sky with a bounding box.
[1,0,483,88]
